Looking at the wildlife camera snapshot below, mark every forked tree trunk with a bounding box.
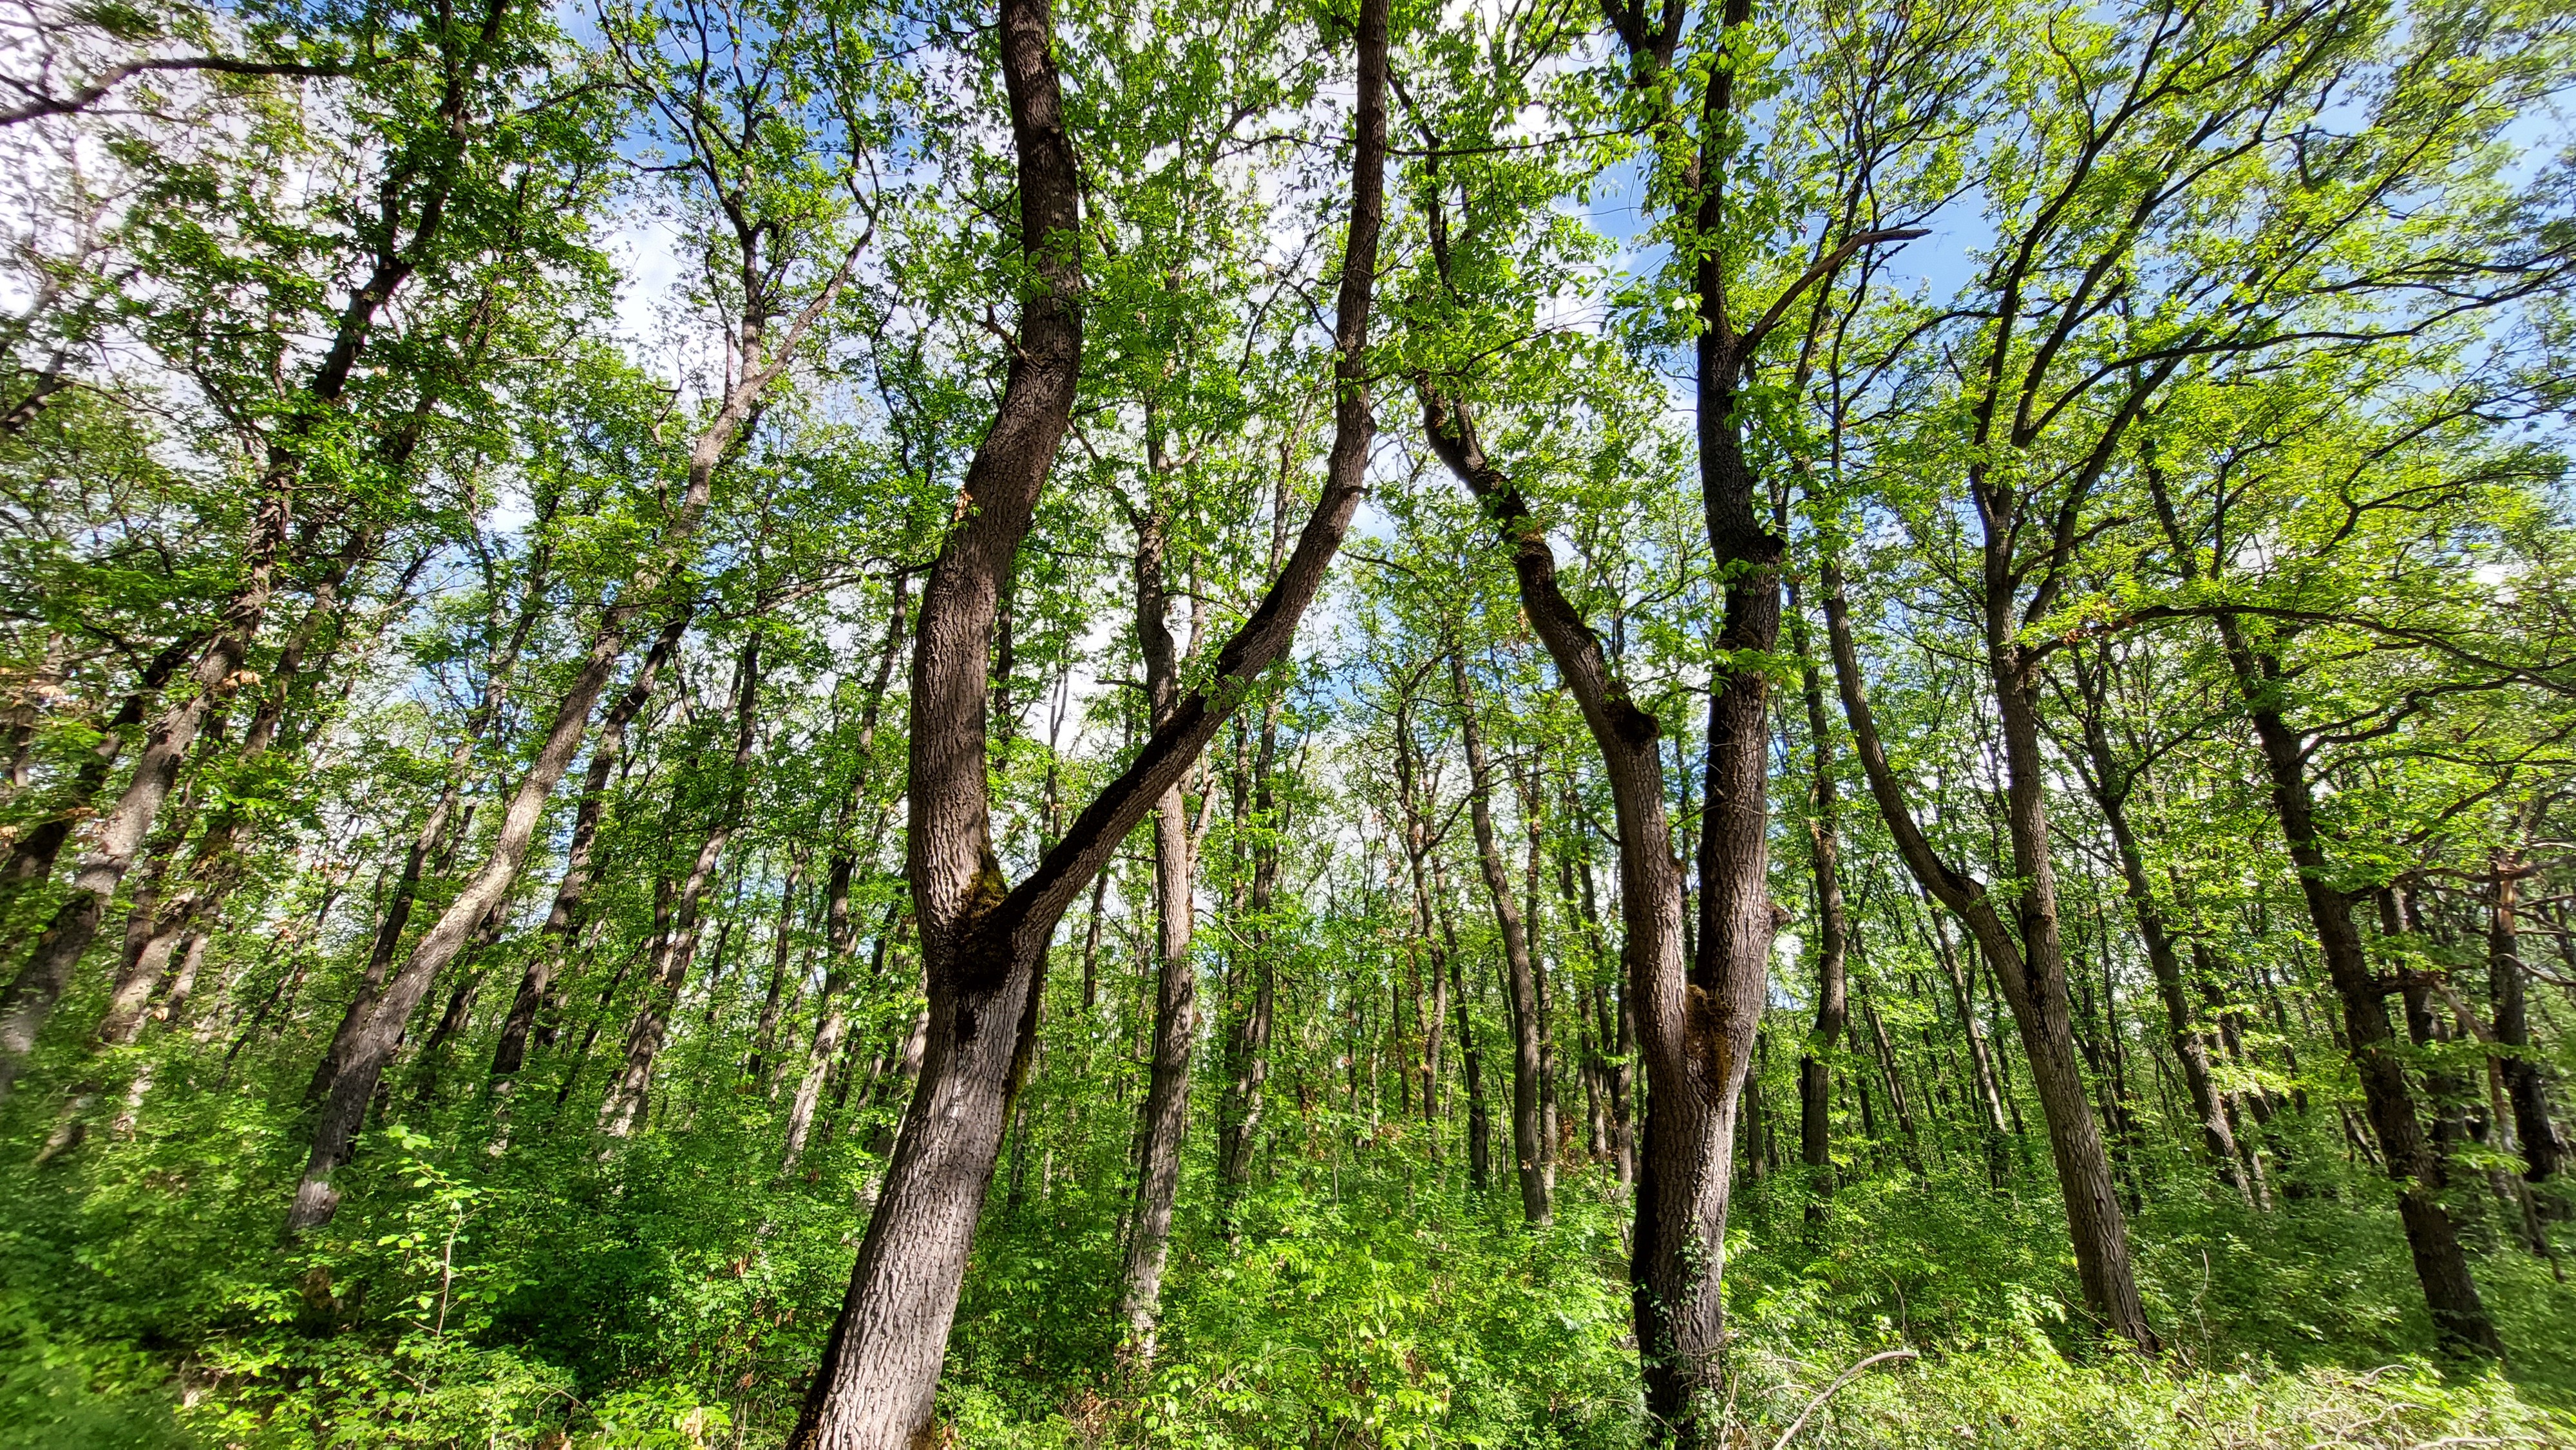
[786,1,1384,1436]
[1450,651,1551,1225]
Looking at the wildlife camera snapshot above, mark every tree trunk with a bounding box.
[491,611,688,1079]
[748,862,806,1085]
[2217,615,2501,1355]
[1451,650,1551,1225]
[1416,374,1707,1427]
[2067,650,2244,1198]
[0,0,512,1104]
[2490,854,2564,1194]
[786,1,1384,1436]
[601,632,762,1137]
[1785,586,1846,1218]
[1822,558,2157,1350]
[1119,481,1204,1350]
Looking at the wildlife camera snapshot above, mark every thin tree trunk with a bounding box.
[1785,585,1847,1219]
[0,0,512,1104]
[2490,851,2564,1196]
[601,632,762,1137]
[491,611,688,1079]
[1450,650,1550,1225]
[748,862,805,1085]
[2068,651,2245,1199]
[2216,614,2501,1355]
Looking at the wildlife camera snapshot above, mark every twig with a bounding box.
[1770,1349,1919,1449]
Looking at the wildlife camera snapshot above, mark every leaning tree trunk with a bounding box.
[601,631,762,1137]
[785,1,1384,1436]
[2219,616,2501,1356]
[1823,558,2158,1351]
[0,0,510,1103]
[1451,650,1551,1225]
[2067,660,2246,1200]
[489,611,688,1080]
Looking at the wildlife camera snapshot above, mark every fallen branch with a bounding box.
[1770,1348,1920,1449]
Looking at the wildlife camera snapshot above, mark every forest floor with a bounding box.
[1,1064,2571,1449]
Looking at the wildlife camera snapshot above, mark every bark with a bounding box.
[2066,663,2246,1200]
[489,612,688,1078]
[1215,699,1282,1220]
[1416,381,1706,1424]
[1785,586,1846,1216]
[1821,558,2157,1350]
[2216,615,2501,1355]
[782,581,911,1168]
[1450,650,1551,1224]
[786,0,1383,1438]
[1119,480,1204,1349]
[2490,854,2564,1191]
[601,632,763,1137]
[0,635,199,909]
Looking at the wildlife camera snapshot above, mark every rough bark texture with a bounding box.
[785,1,1384,1440]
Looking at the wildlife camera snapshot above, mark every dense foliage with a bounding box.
[1,0,2573,1442]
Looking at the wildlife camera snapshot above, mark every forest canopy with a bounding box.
[2,0,2575,1443]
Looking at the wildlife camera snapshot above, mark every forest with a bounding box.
[1,0,2574,1442]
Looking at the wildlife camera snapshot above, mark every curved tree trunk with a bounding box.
[1822,558,2158,1351]
[785,1,1383,1435]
